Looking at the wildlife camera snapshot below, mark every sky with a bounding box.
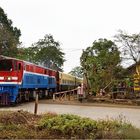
[0,0,140,72]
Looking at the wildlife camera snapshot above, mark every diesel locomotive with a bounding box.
[0,55,82,105]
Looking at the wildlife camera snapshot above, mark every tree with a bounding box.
[17,46,38,62]
[18,34,65,71]
[0,7,21,57]
[69,66,83,78]
[80,39,121,93]
[115,30,140,64]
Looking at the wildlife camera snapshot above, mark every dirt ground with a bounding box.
[41,96,140,109]
[1,97,140,128]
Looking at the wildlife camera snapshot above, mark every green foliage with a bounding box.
[113,65,127,79]
[38,114,97,138]
[41,112,58,120]
[38,113,139,139]
[80,38,121,92]
[0,7,21,57]
[18,34,65,71]
[69,66,83,78]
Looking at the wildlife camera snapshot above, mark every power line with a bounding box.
[63,48,84,52]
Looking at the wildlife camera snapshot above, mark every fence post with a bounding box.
[34,91,38,115]
[64,92,67,100]
[68,92,70,100]
[53,93,55,101]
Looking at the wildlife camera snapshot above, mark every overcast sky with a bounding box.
[0,0,140,72]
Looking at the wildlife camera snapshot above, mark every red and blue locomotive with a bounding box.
[0,56,82,105]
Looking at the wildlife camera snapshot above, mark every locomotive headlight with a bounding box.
[7,77,12,81]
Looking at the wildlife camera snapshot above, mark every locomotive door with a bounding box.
[56,71,60,92]
[17,62,23,84]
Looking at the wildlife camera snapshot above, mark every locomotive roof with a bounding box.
[0,55,56,72]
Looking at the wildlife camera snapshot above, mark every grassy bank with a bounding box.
[0,111,139,139]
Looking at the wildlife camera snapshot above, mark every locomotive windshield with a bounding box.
[0,59,13,71]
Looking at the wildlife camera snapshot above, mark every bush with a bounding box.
[38,114,97,138]
[38,113,140,139]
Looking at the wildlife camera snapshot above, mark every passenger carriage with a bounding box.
[59,72,83,91]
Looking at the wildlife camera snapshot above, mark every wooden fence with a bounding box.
[53,88,78,101]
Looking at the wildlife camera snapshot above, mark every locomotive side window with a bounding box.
[26,65,29,71]
[18,63,21,70]
[44,69,48,74]
[13,60,17,70]
[0,60,13,71]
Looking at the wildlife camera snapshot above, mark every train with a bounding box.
[0,55,83,105]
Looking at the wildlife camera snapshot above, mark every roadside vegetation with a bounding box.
[0,110,139,139]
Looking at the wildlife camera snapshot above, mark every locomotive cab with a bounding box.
[0,59,24,105]
[0,59,23,83]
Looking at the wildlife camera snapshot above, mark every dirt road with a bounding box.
[0,100,140,128]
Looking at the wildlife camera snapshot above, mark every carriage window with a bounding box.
[0,60,13,71]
